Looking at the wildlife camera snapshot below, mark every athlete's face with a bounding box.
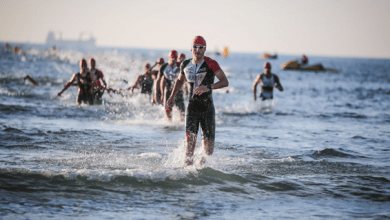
[80,63,87,72]
[89,60,95,69]
[192,44,206,60]
[265,67,271,75]
[168,57,177,66]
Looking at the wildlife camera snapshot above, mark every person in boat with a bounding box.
[158,50,185,121]
[301,55,308,65]
[57,59,96,105]
[166,36,229,166]
[89,58,109,103]
[127,62,155,97]
[253,62,283,101]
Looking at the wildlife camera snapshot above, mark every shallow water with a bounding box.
[1,43,390,219]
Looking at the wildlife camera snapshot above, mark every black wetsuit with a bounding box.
[140,75,154,95]
[159,63,185,112]
[92,69,104,102]
[77,71,93,105]
[181,56,221,140]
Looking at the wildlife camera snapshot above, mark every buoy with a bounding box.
[222,47,229,57]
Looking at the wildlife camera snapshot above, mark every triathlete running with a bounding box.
[166,36,229,165]
[253,62,283,101]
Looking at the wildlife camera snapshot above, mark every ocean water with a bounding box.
[1,43,389,219]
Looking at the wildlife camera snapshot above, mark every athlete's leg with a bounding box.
[185,132,197,165]
[185,103,199,165]
[203,140,214,156]
[164,88,172,121]
[175,91,185,122]
[199,104,215,165]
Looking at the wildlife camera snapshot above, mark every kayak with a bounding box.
[281,60,339,73]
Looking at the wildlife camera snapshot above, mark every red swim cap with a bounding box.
[169,50,178,59]
[264,62,271,69]
[192,36,206,46]
[80,59,87,67]
[89,58,95,63]
[178,53,186,59]
[157,57,165,64]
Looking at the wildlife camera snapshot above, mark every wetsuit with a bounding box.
[92,69,105,102]
[140,75,153,95]
[259,73,281,100]
[159,63,185,112]
[77,71,94,105]
[181,57,221,140]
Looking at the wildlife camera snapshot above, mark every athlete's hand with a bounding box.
[57,92,62,97]
[166,96,175,112]
[194,85,209,96]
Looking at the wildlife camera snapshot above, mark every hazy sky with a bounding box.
[1,0,390,58]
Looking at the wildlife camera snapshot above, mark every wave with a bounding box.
[0,167,253,189]
[310,148,367,159]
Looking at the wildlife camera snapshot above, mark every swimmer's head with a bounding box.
[80,59,87,69]
[264,62,271,69]
[192,36,206,47]
[178,53,186,62]
[89,58,96,67]
[157,57,165,65]
[169,50,178,60]
[145,63,151,69]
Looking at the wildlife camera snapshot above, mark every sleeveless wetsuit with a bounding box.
[92,69,105,101]
[259,73,281,100]
[77,71,93,105]
[140,75,153,95]
[159,63,185,112]
[181,56,221,140]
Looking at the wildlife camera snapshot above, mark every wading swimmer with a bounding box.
[58,59,96,105]
[152,58,165,104]
[253,62,283,101]
[89,58,109,104]
[166,36,229,165]
[159,50,185,121]
[177,53,190,100]
[127,62,154,97]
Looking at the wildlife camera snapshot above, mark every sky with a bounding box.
[1,0,390,59]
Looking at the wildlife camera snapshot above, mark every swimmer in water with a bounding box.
[166,36,229,166]
[89,58,110,103]
[57,59,96,105]
[253,62,283,101]
[127,62,155,97]
[158,50,185,121]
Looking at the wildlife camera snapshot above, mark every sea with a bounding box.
[1,43,389,219]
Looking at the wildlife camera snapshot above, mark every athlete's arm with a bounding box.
[166,74,186,110]
[252,74,262,101]
[194,69,229,96]
[129,75,142,91]
[160,76,166,102]
[58,74,77,96]
[273,75,284,91]
[100,72,108,88]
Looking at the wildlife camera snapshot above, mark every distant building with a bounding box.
[45,31,96,48]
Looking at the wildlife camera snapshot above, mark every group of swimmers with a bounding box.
[54,49,190,122]
[57,58,108,105]
[22,36,285,166]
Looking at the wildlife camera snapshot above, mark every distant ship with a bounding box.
[45,31,96,48]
